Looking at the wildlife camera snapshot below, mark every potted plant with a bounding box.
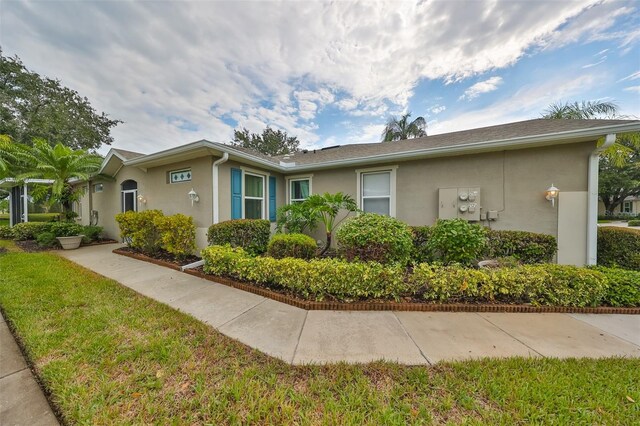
[50,222,85,250]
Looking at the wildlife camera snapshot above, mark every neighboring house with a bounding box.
[598,196,640,216]
[4,119,640,265]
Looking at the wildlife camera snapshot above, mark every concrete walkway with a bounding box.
[59,245,640,365]
[0,313,59,426]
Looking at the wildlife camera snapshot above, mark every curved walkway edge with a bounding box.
[58,245,640,365]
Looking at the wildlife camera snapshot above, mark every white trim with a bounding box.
[23,183,28,223]
[355,166,397,217]
[169,168,192,184]
[242,171,266,220]
[286,175,313,203]
[121,189,138,213]
[212,153,229,224]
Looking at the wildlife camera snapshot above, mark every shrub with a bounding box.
[628,220,640,227]
[82,226,104,243]
[115,210,164,255]
[11,222,53,240]
[530,264,607,307]
[593,267,640,307]
[267,233,317,260]
[49,222,85,237]
[484,230,557,264]
[337,214,414,265]
[425,219,487,265]
[202,245,407,301]
[155,214,196,260]
[36,231,59,248]
[0,226,13,239]
[207,219,270,255]
[410,226,432,263]
[597,227,640,270]
[275,203,318,234]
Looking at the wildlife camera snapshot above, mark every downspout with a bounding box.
[212,152,229,224]
[587,133,616,265]
[23,182,28,223]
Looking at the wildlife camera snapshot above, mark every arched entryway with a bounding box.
[121,180,138,212]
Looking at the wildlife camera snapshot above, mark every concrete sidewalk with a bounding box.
[59,244,640,365]
[0,313,59,426]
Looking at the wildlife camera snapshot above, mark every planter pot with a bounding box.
[56,235,84,250]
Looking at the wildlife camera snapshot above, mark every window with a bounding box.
[289,178,311,203]
[244,173,264,219]
[170,168,191,183]
[356,166,397,217]
[93,183,104,193]
[121,180,138,212]
[623,201,633,214]
[73,200,83,219]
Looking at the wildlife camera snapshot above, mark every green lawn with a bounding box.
[0,248,638,424]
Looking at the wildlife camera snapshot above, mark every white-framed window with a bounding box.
[93,183,104,193]
[356,166,397,217]
[623,201,633,214]
[243,172,265,219]
[287,176,312,203]
[73,200,83,219]
[169,168,192,184]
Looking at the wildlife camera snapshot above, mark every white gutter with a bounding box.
[212,152,229,224]
[586,133,616,265]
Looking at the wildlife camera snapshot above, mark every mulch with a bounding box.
[15,239,118,253]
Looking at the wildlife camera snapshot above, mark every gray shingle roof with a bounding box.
[278,119,639,165]
[112,148,145,160]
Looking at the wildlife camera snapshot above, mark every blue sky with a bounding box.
[1,0,639,155]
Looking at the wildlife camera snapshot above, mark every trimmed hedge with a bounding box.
[628,220,640,227]
[267,233,317,260]
[484,230,557,264]
[337,213,414,265]
[115,210,164,255]
[424,219,487,265]
[207,219,271,255]
[202,245,630,307]
[155,214,196,260]
[0,225,13,239]
[593,267,640,307]
[597,227,640,270]
[202,245,406,301]
[11,222,53,240]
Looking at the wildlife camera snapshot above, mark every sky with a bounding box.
[1,0,639,155]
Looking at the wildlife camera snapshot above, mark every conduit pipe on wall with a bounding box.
[212,152,229,224]
[587,133,616,265]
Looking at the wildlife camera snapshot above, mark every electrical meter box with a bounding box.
[438,187,481,221]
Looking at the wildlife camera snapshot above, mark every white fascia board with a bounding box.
[97,149,126,175]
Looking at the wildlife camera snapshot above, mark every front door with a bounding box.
[122,190,137,212]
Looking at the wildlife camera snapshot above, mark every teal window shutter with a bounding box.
[231,168,242,219]
[269,176,277,222]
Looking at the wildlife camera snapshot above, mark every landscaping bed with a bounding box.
[1,249,639,424]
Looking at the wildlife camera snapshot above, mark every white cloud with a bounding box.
[0,0,632,152]
[429,105,446,114]
[624,86,640,93]
[618,71,640,82]
[459,77,503,101]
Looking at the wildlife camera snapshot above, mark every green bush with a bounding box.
[337,214,414,265]
[267,233,317,260]
[410,263,607,307]
[81,226,103,243]
[11,222,53,240]
[410,226,433,263]
[0,225,13,239]
[425,219,487,265]
[36,231,59,248]
[202,245,407,301]
[628,220,640,227]
[484,230,557,264]
[597,227,640,270]
[593,267,640,307]
[115,210,164,255]
[49,222,85,237]
[207,219,271,255]
[155,214,196,260]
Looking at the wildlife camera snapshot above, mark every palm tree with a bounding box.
[304,192,358,255]
[541,100,619,119]
[381,113,427,142]
[0,135,24,179]
[17,139,102,219]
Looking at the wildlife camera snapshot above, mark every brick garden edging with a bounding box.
[113,248,640,314]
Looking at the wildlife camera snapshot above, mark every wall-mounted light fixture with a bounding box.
[136,194,147,204]
[188,188,199,206]
[545,184,559,207]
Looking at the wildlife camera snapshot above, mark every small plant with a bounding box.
[207,219,271,255]
[304,192,359,255]
[36,231,59,248]
[81,225,103,243]
[425,219,487,265]
[155,214,196,261]
[275,202,318,234]
[267,233,317,260]
[337,213,414,264]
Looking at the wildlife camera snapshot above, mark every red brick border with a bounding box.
[113,248,640,314]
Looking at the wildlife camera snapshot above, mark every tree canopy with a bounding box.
[541,100,619,120]
[599,139,640,215]
[0,52,121,151]
[231,127,300,156]
[381,112,427,142]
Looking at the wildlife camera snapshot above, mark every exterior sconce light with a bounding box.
[545,184,559,207]
[137,194,147,204]
[188,188,199,206]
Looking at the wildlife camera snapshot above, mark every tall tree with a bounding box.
[231,126,300,156]
[0,52,121,151]
[599,139,640,215]
[381,112,427,142]
[17,139,102,219]
[541,100,619,119]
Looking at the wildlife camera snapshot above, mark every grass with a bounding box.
[1,249,639,424]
